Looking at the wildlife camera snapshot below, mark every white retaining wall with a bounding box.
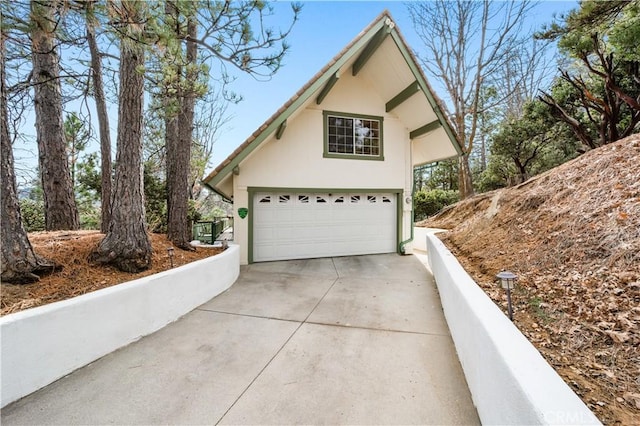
[0,244,240,408]
[413,227,441,252]
[426,234,601,425]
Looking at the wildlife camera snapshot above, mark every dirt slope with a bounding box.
[1,231,223,316]
[420,134,640,425]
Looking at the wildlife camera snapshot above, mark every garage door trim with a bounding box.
[247,187,403,263]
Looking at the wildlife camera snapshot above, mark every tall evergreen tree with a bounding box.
[161,1,300,249]
[164,1,198,250]
[1,30,56,283]
[83,0,113,232]
[90,0,151,272]
[538,0,640,148]
[30,0,79,230]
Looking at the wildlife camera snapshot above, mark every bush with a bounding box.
[79,205,101,230]
[414,189,459,221]
[19,199,46,232]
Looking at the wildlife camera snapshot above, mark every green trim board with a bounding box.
[352,25,391,76]
[249,187,401,194]
[247,186,404,264]
[210,185,233,203]
[205,18,388,191]
[409,119,441,139]
[385,81,421,112]
[396,192,404,253]
[248,188,254,264]
[315,72,340,105]
[322,110,384,161]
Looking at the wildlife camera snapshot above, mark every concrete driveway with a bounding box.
[2,254,479,425]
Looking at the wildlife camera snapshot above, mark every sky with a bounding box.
[207,0,578,169]
[12,0,579,185]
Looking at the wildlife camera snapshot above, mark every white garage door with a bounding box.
[253,192,397,262]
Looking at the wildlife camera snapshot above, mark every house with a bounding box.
[203,11,461,265]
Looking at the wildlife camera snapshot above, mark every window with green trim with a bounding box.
[324,111,383,160]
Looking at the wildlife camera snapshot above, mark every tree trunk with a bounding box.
[30,0,79,231]
[1,31,56,284]
[85,0,112,233]
[90,1,151,272]
[480,133,487,172]
[458,154,474,199]
[166,13,196,250]
[514,158,528,185]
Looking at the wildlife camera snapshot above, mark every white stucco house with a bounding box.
[203,11,461,265]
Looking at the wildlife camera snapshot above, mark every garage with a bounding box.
[203,12,462,265]
[252,192,397,262]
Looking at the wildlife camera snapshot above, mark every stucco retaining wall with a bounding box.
[426,234,601,425]
[0,244,240,408]
[412,226,436,252]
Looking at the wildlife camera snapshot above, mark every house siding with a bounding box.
[231,73,414,264]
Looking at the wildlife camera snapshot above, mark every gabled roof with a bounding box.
[203,10,461,199]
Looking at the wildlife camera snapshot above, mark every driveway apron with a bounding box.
[1,254,479,425]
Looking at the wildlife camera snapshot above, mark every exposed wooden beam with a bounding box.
[409,120,441,139]
[352,26,391,76]
[232,166,240,175]
[275,120,287,140]
[315,72,340,105]
[385,81,421,112]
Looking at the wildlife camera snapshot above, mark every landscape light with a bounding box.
[167,247,175,268]
[496,270,517,321]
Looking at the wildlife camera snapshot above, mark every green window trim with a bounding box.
[323,110,384,161]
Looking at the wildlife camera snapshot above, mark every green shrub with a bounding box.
[19,199,46,232]
[79,205,101,230]
[414,189,459,221]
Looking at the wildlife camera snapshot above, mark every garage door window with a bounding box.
[323,111,384,161]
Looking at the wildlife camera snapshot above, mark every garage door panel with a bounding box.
[253,192,396,262]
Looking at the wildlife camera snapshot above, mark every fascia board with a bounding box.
[204,182,233,203]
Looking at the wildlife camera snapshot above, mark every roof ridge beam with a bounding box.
[386,81,421,112]
[352,21,393,76]
[315,71,340,105]
[410,120,441,139]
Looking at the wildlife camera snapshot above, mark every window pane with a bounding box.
[327,115,378,156]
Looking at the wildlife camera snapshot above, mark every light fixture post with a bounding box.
[167,247,175,268]
[496,271,517,321]
[506,286,513,321]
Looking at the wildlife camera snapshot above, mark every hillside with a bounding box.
[420,134,640,425]
[1,231,223,316]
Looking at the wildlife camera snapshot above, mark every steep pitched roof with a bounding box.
[203,10,460,199]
